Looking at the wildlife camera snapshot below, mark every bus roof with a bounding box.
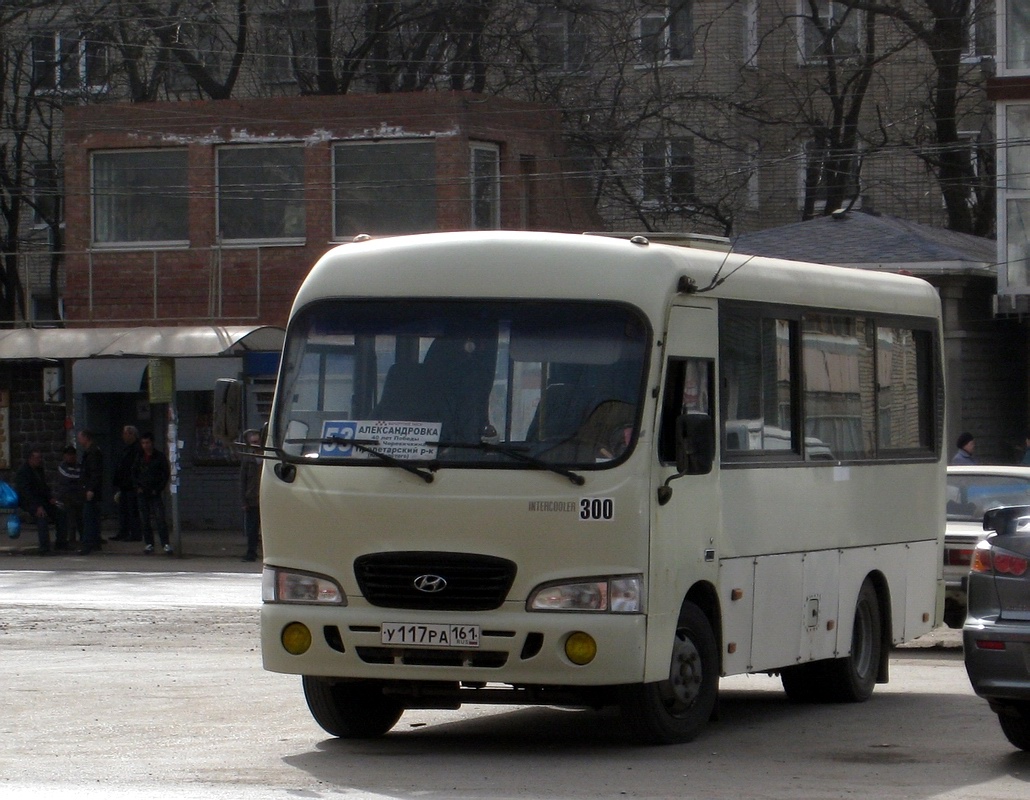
[292,231,941,324]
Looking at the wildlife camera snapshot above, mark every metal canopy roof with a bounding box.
[0,325,285,361]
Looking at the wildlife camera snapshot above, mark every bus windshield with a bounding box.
[274,299,650,469]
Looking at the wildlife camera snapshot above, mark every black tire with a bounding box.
[302,676,404,738]
[997,703,1030,751]
[781,579,882,704]
[620,601,719,744]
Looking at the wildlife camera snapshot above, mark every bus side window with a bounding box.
[659,358,714,471]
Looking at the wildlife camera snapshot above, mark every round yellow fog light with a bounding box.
[281,622,312,655]
[564,631,597,665]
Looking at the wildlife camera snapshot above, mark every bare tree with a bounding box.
[841,0,994,235]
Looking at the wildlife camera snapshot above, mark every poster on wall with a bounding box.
[0,390,9,470]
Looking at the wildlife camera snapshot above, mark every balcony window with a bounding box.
[535,6,587,73]
[642,138,695,206]
[1006,0,1030,72]
[797,0,862,63]
[217,145,305,242]
[333,140,436,237]
[32,30,108,92]
[471,144,500,230]
[92,150,189,246]
[640,1,694,63]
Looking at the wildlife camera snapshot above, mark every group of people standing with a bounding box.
[14,425,172,557]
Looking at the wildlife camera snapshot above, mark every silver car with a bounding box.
[963,505,1030,751]
[944,466,1030,628]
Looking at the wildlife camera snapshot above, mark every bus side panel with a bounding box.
[750,553,803,672]
[719,557,755,675]
[904,539,942,641]
[800,548,842,662]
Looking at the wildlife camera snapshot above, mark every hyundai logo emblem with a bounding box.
[413,574,448,593]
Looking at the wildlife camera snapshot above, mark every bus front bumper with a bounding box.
[261,602,648,688]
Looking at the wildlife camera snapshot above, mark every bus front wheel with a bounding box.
[620,601,719,744]
[302,676,404,738]
[781,578,882,703]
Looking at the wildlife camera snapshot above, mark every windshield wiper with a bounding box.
[433,440,585,486]
[284,437,435,483]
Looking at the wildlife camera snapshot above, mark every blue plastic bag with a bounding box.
[6,514,20,539]
[0,479,17,510]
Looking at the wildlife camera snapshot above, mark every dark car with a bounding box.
[963,505,1030,751]
[944,466,1030,628]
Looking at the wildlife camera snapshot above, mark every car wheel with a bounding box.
[781,579,881,703]
[302,675,404,738]
[997,703,1030,751]
[620,601,719,744]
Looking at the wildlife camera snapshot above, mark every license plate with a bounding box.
[381,622,480,648]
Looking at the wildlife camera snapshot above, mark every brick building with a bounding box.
[62,92,598,327]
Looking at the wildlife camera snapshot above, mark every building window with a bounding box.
[1001,104,1030,293]
[32,30,108,92]
[30,162,60,227]
[640,1,694,63]
[217,145,305,242]
[962,0,995,61]
[797,0,862,63]
[259,11,318,88]
[333,140,436,237]
[1005,0,1030,72]
[471,144,500,230]
[535,6,587,72]
[642,137,695,206]
[799,139,860,211]
[92,150,189,246]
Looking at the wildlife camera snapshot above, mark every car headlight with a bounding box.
[527,575,643,613]
[262,567,346,604]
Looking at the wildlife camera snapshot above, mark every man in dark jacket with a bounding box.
[15,447,64,554]
[77,429,104,555]
[240,429,262,562]
[112,425,143,541]
[134,432,172,555]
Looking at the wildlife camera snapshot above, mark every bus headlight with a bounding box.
[262,567,346,605]
[527,575,643,613]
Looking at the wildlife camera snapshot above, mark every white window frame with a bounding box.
[639,1,695,65]
[961,0,994,63]
[999,0,1030,74]
[470,143,501,230]
[216,144,306,244]
[796,0,862,65]
[998,102,1030,295]
[91,149,190,249]
[32,29,108,93]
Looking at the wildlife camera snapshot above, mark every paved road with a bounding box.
[2,569,1015,800]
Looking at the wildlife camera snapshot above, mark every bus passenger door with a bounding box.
[646,303,723,681]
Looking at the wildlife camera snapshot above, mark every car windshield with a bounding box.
[274,299,649,470]
[946,474,1030,522]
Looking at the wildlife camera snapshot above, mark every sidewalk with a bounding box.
[0,523,260,573]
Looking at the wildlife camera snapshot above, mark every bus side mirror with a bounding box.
[213,378,243,444]
[676,413,714,476]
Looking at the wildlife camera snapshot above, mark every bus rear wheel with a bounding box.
[302,676,404,738]
[781,579,882,703]
[620,601,719,744]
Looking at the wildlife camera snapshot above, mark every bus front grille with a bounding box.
[354,551,517,611]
